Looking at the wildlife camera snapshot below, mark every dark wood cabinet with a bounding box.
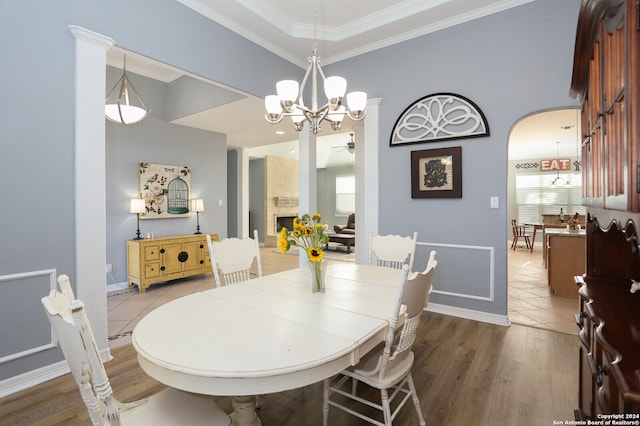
[570,0,640,212]
[571,1,640,419]
[574,218,640,419]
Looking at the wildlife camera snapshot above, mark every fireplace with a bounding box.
[275,214,297,234]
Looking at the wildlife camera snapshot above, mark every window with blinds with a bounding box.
[515,173,585,223]
[335,175,355,215]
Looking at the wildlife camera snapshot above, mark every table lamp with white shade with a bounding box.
[191,199,204,234]
[130,198,146,240]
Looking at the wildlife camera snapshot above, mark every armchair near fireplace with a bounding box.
[333,213,355,235]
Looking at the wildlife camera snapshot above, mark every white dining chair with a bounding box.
[207,229,263,287]
[42,274,230,426]
[206,230,264,409]
[368,231,418,270]
[323,252,437,426]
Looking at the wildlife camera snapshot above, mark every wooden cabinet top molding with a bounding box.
[588,216,639,279]
[570,0,626,101]
[128,234,214,242]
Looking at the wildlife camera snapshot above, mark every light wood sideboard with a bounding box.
[127,234,217,292]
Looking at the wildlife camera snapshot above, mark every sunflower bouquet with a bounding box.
[278,213,329,262]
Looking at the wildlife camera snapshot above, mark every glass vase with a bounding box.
[309,259,327,293]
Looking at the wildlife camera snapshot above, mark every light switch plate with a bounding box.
[490,196,499,209]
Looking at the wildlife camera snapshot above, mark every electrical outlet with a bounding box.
[490,196,499,209]
[105,264,112,273]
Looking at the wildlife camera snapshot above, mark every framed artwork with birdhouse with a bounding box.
[138,163,192,219]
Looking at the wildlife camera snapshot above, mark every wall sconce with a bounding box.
[190,199,204,234]
[129,198,146,240]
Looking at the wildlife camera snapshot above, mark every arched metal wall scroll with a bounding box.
[390,93,490,146]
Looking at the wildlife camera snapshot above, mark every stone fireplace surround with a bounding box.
[264,156,299,247]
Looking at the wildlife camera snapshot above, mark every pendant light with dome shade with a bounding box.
[105,55,150,125]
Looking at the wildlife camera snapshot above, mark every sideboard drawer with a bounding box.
[145,263,161,278]
[144,245,160,260]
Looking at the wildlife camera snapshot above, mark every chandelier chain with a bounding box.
[312,0,318,55]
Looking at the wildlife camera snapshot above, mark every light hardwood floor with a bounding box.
[0,313,578,425]
[106,241,577,351]
[0,246,580,425]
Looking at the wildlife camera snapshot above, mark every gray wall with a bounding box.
[0,0,583,391]
[0,0,298,385]
[227,150,238,238]
[323,0,582,315]
[105,66,228,284]
[249,158,266,242]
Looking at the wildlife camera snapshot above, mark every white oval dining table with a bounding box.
[132,263,403,426]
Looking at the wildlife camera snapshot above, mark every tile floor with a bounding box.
[107,248,302,349]
[508,238,578,335]
[108,240,578,349]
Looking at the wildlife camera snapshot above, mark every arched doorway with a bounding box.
[507,108,582,334]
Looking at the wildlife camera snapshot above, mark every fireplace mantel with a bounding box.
[274,197,299,207]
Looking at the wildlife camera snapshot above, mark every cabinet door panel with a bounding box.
[629,0,640,211]
[160,242,184,275]
[579,345,595,418]
[547,235,585,298]
[182,240,204,272]
[602,12,628,209]
[596,347,616,415]
[584,38,604,204]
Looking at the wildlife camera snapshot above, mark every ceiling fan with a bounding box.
[331,132,355,154]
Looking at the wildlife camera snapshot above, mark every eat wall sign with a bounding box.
[540,158,571,171]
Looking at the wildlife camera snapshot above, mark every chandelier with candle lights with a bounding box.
[264,1,367,134]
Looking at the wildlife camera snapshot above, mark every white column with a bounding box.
[68,25,114,351]
[297,126,317,267]
[355,98,381,264]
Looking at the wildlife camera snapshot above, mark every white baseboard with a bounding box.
[0,347,112,398]
[426,303,511,327]
[107,281,129,294]
[0,359,69,399]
